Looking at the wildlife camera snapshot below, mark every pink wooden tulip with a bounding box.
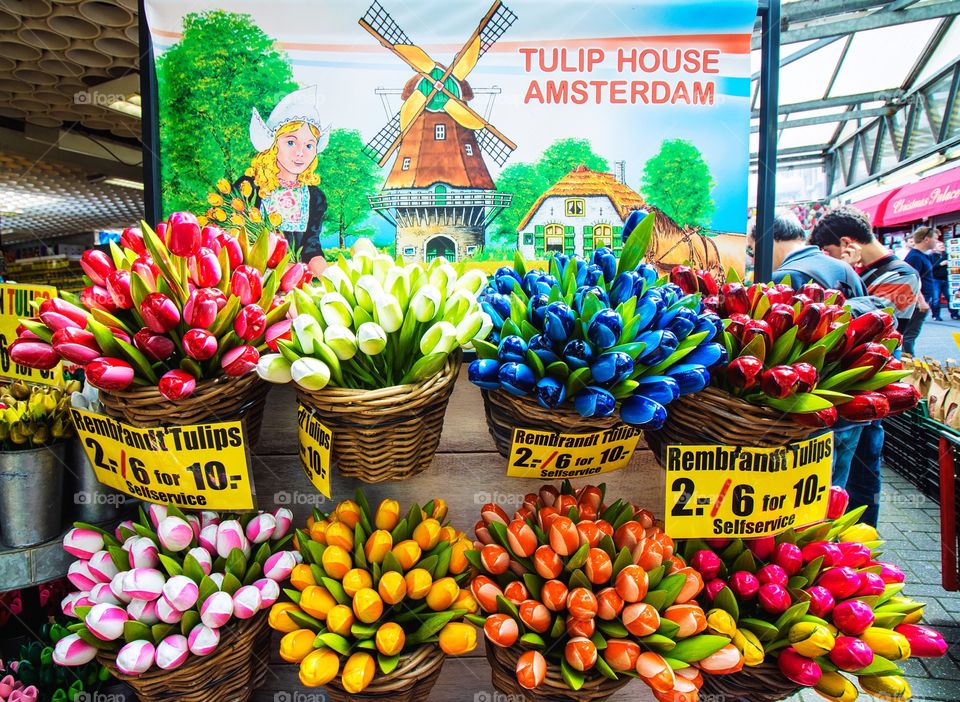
[182,329,217,361]
[60,591,89,618]
[126,598,160,625]
[132,255,158,291]
[272,508,293,539]
[827,486,849,519]
[80,285,117,313]
[121,226,146,255]
[778,648,822,686]
[186,514,201,539]
[266,232,288,268]
[232,585,262,619]
[110,572,133,604]
[265,320,293,352]
[85,603,128,641]
[877,562,906,584]
[234,305,266,341]
[263,551,296,581]
[39,297,89,330]
[115,519,136,540]
[51,327,101,365]
[252,578,280,608]
[772,543,803,576]
[280,262,307,293]
[245,513,276,544]
[187,547,213,575]
[128,537,159,569]
[106,269,134,309]
[85,357,135,392]
[155,595,182,624]
[746,536,776,560]
[80,249,114,287]
[155,634,189,670]
[218,233,242,268]
[200,591,234,628]
[158,516,194,552]
[833,599,875,635]
[817,567,862,600]
[198,524,218,553]
[215,520,248,558]
[148,504,168,528]
[829,636,874,671]
[805,585,835,617]
[231,265,263,305]
[856,571,886,597]
[189,247,222,287]
[159,369,197,402]
[9,339,59,370]
[52,634,97,667]
[166,212,202,257]
[141,292,180,333]
[63,528,104,559]
[116,640,154,676]
[134,329,174,362]
[67,560,99,591]
[221,345,259,377]
[183,288,219,329]
[895,623,948,657]
[162,575,199,612]
[200,224,222,248]
[200,510,220,528]
[188,624,220,656]
[758,584,791,614]
[122,568,166,601]
[89,582,121,606]
[87,551,118,582]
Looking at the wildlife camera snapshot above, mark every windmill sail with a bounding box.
[362,113,402,163]
[476,127,514,166]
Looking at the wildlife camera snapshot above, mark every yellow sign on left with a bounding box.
[0,283,62,385]
[71,408,255,511]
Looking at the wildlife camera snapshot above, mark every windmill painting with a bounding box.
[359,1,517,263]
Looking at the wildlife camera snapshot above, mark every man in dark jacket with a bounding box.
[903,227,937,350]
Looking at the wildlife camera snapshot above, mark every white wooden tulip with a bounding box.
[187,624,219,656]
[116,640,154,676]
[63,528,103,560]
[52,634,97,667]
[85,603,127,641]
[155,635,189,670]
[199,591,233,629]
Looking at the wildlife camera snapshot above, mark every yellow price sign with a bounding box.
[0,283,62,385]
[71,408,255,510]
[664,433,833,539]
[507,426,641,479]
[298,404,331,498]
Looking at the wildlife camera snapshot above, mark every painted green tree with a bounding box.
[641,139,715,229]
[315,129,382,250]
[157,10,297,214]
[491,138,608,246]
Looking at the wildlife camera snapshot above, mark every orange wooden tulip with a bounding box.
[585,548,613,585]
[519,600,551,633]
[595,519,614,538]
[556,494,576,514]
[449,538,472,575]
[634,509,656,529]
[674,567,704,604]
[533,545,563,579]
[549,516,579,556]
[438,622,477,655]
[538,485,559,507]
[325,521,353,550]
[413,518,442,551]
[576,521,602,548]
[300,586,337,620]
[480,544,510,575]
[374,498,400,531]
[375,622,405,656]
[623,602,660,637]
[697,643,744,675]
[426,577,459,611]
[474,520,493,546]
[615,564,649,603]
[537,506,560,533]
[666,555,686,574]
[308,520,328,544]
[391,540,422,570]
[565,636,598,671]
[378,570,407,605]
[653,530,675,559]
[470,575,504,613]
[453,588,478,614]
[481,503,509,525]
[342,568,373,598]
[516,649,547,689]
[566,588,598,621]
[269,602,302,633]
[352,588,383,624]
[404,568,433,600]
[513,506,534,522]
[484,612,519,648]
[636,652,676,694]
[326,604,354,636]
[604,639,641,671]
[335,500,361,529]
[577,502,598,521]
[577,485,602,511]
[614,521,645,551]
[507,519,537,557]
[504,580,529,605]
[596,587,624,620]
[635,540,665,571]
[321,545,351,580]
[566,615,595,638]
[364,530,393,564]
[663,603,707,637]
[541,579,568,612]
[290,564,316,591]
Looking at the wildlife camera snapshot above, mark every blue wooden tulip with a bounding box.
[633,376,680,406]
[587,309,622,349]
[493,267,522,294]
[636,330,678,365]
[535,377,567,409]
[468,359,501,390]
[682,342,726,368]
[522,272,559,298]
[573,286,609,315]
[610,271,640,308]
[634,292,661,333]
[529,293,550,328]
[544,302,575,344]
[591,352,634,386]
[577,264,604,288]
[661,283,684,307]
[666,363,710,395]
[498,362,537,396]
[481,293,511,328]
[498,335,528,364]
[574,386,616,417]
[528,334,560,365]
[552,253,571,273]
[562,339,594,369]
[693,312,723,342]
[592,248,618,284]
[620,394,667,429]
[634,263,659,287]
[622,209,649,242]
[665,307,698,341]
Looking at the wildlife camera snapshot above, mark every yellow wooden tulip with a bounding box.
[426,577,459,611]
[375,622,405,656]
[438,622,477,655]
[378,571,407,605]
[392,540,422,570]
[300,586,337,620]
[405,569,433,600]
[326,604,355,637]
[413,519,442,551]
[342,652,375,694]
[375,499,400,531]
[342,568,373,598]
[322,545,352,580]
[268,602,302,633]
[299,647,340,687]
[325,522,354,551]
[365,530,393,564]
[352,588,384,624]
[280,629,316,663]
[335,500,362,528]
[290,564,316,591]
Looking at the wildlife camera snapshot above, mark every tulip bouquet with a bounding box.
[256,238,488,391]
[681,488,946,701]
[468,482,741,701]
[269,492,476,696]
[52,504,296,679]
[11,212,306,402]
[686,269,919,427]
[468,216,724,429]
[0,380,79,450]
[202,178,283,235]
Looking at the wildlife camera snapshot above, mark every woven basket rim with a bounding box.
[324,644,444,694]
[487,643,631,696]
[100,371,259,401]
[693,386,806,426]
[485,388,624,429]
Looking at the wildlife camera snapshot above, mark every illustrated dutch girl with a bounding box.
[235,85,329,269]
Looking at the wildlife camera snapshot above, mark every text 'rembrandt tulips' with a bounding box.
[680,489,946,701]
[257,238,491,391]
[467,215,725,429]
[11,213,307,401]
[270,491,476,692]
[467,481,738,701]
[53,505,297,676]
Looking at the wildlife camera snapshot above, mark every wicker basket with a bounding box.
[699,661,800,702]
[486,644,631,702]
[645,387,814,465]
[323,645,445,702]
[96,613,270,702]
[482,390,629,458]
[297,352,461,482]
[98,372,270,445]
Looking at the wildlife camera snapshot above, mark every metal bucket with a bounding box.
[0,443,65,548]
[66,438,125,523]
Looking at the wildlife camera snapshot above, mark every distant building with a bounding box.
[517,166,646,259]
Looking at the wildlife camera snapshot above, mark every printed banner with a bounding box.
[145,0,755,273]
[0,284,62,385]
[297,404,332,498]
[71,408,255,511]
[663,433,833,539]
[507,426,641,479]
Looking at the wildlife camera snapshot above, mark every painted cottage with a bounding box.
[517,166,645,260]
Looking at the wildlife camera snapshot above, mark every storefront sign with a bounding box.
[297,404,332,498]
[0,284,61,385]
[663,433,833,539]
[507,426,641,479]
[71,408,255,510]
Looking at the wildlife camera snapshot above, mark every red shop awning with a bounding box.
[882,165,960,227]
[849,190,897,227]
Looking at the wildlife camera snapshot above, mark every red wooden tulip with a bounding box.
[849,310,891,347]
[721,282,750,314]
[704,578,727,602]
[189,247,222,288]
[105,269,133,309]
[51,327,101,365]
[131,255,158,291]
[764,303,796,339]
[756,564,788,587]
[121,227,146,255]
[39,298,88,331]
[134,329,174,362]
[670,266,698,295]
[793,362,818,393]
[741,319,773,352]
[856,571,885,597]
[166,212,202,257]
[265,320,293,353]
[778,648,822,686]
[697,269,719,296]
[879,382,920,414]
[832,599,874,635]
[877,562,905,584]
[729,571,759,600]
[80,285,117,313]
[80,249,114,287]
[9,339,59,369]
[140,293,180,333]
[183,289,219,329]
[836,392,890,421]
[506,519,536,557]
[760,365,800,399]
[826,486,849,520]
[85,357,134,391]
[797,283,825,302]
[772,543,803,576]
[613,521,645,551]
[221,345,259,376]
[758,583,791,614]
[230,266,263,306]
[725,312,751,340]
[802,541,842,567]
[281,263,308,293]
[829,636,873,671]
[726,355,764,391]
[267,232,288,269]
[234,305,266,341]
[182,329,218,361]
[791,407,838,428]
[218,233,243,268]
[158,369,196,401]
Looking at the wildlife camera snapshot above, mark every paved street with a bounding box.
[914,317,960,362]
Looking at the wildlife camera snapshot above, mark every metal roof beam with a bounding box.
[751,145,831,159]
[753,0,890,33]
[751,90,903,118]
[751,1,960,48]
[750,107,890,133]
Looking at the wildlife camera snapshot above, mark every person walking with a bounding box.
[928,229,958,320]
[903,227,937,350]
[811,206,921,527]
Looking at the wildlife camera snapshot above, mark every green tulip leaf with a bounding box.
[818,366,873,391]
[761,392,834,413]
[561,659,585,691]
[123,620,152,644]
[848,369,913,392]
[768,325,799,366]
[667,635,730,663]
